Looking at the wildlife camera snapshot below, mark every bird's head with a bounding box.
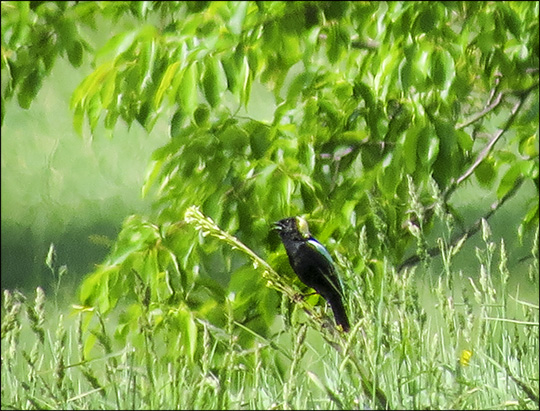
[273,216,311,240]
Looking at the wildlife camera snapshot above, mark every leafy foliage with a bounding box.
[2,1,539,407]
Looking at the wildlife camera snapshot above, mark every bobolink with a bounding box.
[273,216,350,332]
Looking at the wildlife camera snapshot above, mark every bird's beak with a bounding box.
[272,221,283,231]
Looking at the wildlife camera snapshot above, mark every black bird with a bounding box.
[273,216,351,332]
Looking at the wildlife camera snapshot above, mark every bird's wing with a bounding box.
[306,238,335,266]
[306,238,345,296]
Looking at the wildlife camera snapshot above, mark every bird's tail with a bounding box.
[327,294,351,332]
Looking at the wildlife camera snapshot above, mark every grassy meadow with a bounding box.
[2,215,538,410]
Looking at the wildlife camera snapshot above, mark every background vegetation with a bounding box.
[2,1,539,409]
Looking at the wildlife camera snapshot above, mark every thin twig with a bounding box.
[398,178,525,272]
[448,82,538,199]
[456,91,504,130]
[455,96,524,187]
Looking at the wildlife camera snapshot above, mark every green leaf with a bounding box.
[56,16,79,49]
[67,40,84,67]
[177,305,198,361]
[403,125,420,174]
[17,69,42,109]
[79,265,117,306]
[170,109,186,138]
[154,61,180,110]
[300,180,318,212]
[361,145,383,170]
[238,55,252,108]
[473,31,495,54]
[95,29,137,64]
[334,80,353,102]
[177,62,198,115]
[202,57,226,108]
[326,22,347,64]
[434,119,456,161]
[193,104,210,128]
[286,71,310,106]
[415,7,437,34]
[73,104,85,137]
[431,49,455,89]
[247,47,262,76]
[219,124,249,151]
[87,93,102,132]
[519,135,538,158]
[248,121,272,158]
[71,61,114,109]
[474,156,496,188]
[456,130,474,152]
[227,1,249,35]
[100,67,117,110]
[353,80,376,109]
[500,4,522,40]
[417,128,439,168]
[104,108,119,130]
[432,119,458,187]
[378,153,403,196]
[281,34,302,67]
[399,49,427,92]
[497,163,521,199]
[519,202,539,239]
[221,55,239,94]
[399,59,413,91]
[141,159,163,198]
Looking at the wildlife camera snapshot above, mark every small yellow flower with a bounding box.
[459,349,473,367]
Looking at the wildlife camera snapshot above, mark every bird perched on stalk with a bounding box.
[273,216,350,332]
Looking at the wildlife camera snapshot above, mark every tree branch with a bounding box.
[398,177,525,272]
[455,96,524,187]
[440,82,537,206]
[455,90,504,130]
